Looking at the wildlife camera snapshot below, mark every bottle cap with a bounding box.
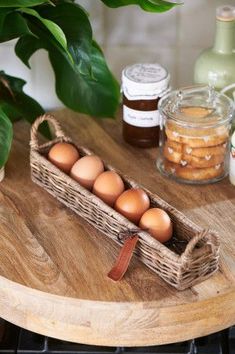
[216,5,235,21]
[122,63,170,101]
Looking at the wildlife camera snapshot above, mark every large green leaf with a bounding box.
[38,2,92,75]
[1,103,22,122]
[101,0,179,12]
[0,0,49,7]
[16,15,120,117]
[0,11,30,42]
[0,108,13,168]
[19,7,73,62]
[49,40,120,117]
[0,71,50,138]
[15,33,42,68]
[0,8,12,31]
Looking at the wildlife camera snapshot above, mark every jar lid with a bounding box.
[122,63,170,101]
[159,86,234,128]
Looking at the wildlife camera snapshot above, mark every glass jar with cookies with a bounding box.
[157,86,234,184]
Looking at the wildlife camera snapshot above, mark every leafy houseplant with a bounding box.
[0,0,177,171]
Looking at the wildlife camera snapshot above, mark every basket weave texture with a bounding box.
[30,114,220,290]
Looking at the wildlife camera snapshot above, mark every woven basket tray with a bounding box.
[30,114,220,290]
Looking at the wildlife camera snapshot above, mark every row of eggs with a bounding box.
[48,142,173,243]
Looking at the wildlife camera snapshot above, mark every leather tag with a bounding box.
[108,235,139,281]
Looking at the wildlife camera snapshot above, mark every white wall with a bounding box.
[1,0,234,110]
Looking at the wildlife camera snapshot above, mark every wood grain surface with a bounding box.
[0,108,235,346]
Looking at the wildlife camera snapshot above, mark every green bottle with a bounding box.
[194,5,235,98]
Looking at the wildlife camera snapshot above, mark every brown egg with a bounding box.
[114,188,150,224]
[48,142,79,173]
[139,208,173,243]
[92,171,125,207]
[70,155,104,190]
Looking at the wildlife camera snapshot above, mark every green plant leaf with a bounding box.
[0,107,13,168]
[1,103,22,122]
[0,8,12,31]
[38,2,92,75]
[100,0,179,12]
[0,71,50,138]
[0,11,30,42]
[49,40,120,117]
[19,7,73,62]
[15,34,42,68]
[0,0,49,7]
[16,14,120,117]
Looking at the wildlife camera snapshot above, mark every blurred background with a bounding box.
[1,0,234,110]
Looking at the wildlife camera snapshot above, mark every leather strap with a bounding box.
[108,235,139,281]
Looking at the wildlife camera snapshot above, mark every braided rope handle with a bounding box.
[30,114,68,150]
[181,229,220,266]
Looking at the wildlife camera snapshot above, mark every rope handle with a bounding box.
[30,114,69,150]
[181,229,220,265]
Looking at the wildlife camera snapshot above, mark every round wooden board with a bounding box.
[0,109,235,346]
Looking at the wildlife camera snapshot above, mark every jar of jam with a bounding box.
[157,86,234,184]
[122,63,170,148]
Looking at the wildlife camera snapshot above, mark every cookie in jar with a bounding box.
[157,86,234,184]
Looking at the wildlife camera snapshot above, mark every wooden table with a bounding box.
[0,108,235,347]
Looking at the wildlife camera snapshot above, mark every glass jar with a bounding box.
[122,63,170,148]
[157,86,234,184]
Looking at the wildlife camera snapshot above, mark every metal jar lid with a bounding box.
[122,63,170,101]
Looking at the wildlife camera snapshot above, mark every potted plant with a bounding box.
[0,0,177,178]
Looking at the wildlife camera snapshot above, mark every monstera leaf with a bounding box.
[19,7,73,62]
[38,2,93,75]
[0,71,50,137]
[100,0,179,12]
[16,2,120,117]
[0,9,31,42]
[0,108,13,168]
[0,0,177,168]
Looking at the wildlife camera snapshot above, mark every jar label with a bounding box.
[123,105,160,127]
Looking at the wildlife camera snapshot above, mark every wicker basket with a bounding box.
[30,114,220,290]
